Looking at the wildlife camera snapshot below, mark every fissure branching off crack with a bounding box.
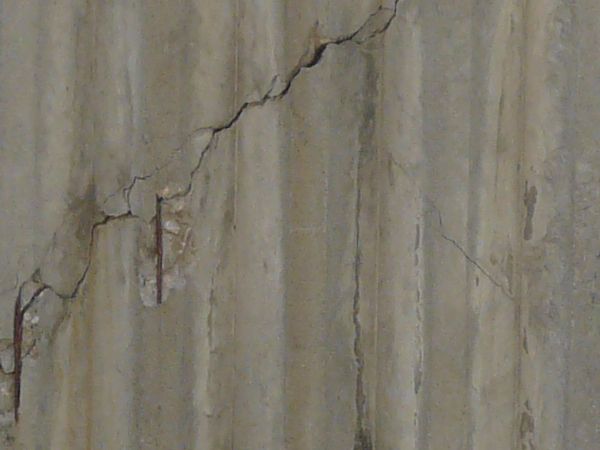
[439,233,513,299]
[388,156,513,300]
[9,0,403,423]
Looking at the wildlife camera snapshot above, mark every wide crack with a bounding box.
[8,0,403,424]
[107,0,402,213]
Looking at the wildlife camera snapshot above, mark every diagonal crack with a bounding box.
[105,0,403,213]
[11,211,137,421]
[439,232,513,300]
[388,154,514,300]
[8,0,403,423]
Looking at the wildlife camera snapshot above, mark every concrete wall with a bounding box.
[0,1,598,449]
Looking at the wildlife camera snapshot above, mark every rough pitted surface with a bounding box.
[1,0,599,449]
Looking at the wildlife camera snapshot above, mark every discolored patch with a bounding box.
[523,183,537,240]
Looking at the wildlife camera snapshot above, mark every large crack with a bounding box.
[6,0,511,432]
[107,0,403,213]
[8,0,404,423]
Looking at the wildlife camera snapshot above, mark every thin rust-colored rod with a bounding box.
[156,195,163,305]
[12,285,45,422]
[12,290,23,422]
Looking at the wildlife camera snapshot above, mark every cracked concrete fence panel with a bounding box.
[1,0,599,449]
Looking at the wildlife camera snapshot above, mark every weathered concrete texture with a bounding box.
[0,0,598,449]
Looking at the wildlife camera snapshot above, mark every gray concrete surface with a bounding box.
[0,0,598,448]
